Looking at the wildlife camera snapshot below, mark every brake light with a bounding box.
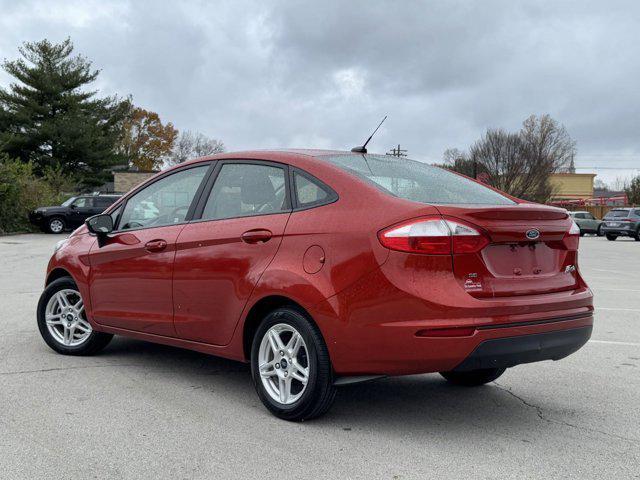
[562,219,580,250]
[378,216,489,255]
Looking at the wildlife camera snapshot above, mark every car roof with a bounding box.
[180,149,383,166]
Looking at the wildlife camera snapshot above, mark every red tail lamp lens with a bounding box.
[378,217,489,255]
[416,327,477,337]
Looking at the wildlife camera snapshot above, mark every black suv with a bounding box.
[601,208,640,241]
[29,194,121,233]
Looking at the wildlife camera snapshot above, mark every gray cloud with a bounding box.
[1,0,639,182]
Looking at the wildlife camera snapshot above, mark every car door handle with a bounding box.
[145,239,167,252]
[241,229,273,244]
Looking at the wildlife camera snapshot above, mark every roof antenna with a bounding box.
[351,115,387,153]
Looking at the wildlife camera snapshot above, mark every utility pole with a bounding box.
[386,144,407,157]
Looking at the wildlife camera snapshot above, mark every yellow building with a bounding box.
[549,173,596,201]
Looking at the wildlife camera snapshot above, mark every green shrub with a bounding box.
[0,155,62,234]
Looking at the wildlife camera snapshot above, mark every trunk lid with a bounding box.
[435,204,579,298]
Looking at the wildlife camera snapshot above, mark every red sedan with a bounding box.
[37,150,593,421]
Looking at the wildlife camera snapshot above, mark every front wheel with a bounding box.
[606,234,617,241]
[47,216,66,234]
[251,307,336,421]
[37,277,113,355]
[440,368,506,386]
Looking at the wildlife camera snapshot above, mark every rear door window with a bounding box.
[201,163,288,220]
[320,154,514,205]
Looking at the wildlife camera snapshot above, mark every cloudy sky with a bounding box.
[1,0,639,183]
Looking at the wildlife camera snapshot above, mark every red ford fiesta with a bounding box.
[37,150,593,421]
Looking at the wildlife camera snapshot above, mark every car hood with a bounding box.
[35,206,66,214]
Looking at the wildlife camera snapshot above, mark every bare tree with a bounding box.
[168,130,224,165]
[447,115,576,203]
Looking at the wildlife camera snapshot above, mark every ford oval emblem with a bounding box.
[526,229,540,240]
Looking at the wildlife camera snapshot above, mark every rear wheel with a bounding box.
[37,277,113,355]
[47,216,65,234]
[597,224,604,236]
[250,307,336,421]
[440,368,506,386]
[606,234,617,241]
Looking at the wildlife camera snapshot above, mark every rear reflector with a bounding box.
[416,327,477,337]
[378,216,489,255]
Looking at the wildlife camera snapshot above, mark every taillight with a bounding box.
[378,216,489,255]
[562,220,580,250]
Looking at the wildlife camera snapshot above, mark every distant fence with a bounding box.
[562,205,622,219]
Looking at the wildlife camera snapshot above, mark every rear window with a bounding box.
[604,210,630,219]
[320,154,514,205]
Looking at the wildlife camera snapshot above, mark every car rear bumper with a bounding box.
[601,226,637,236]
[452,325,592,371]
[316,255,594,376]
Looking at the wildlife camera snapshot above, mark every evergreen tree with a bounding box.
[0,38,130,186]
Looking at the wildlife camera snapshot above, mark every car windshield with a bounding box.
[320,154,514,205]
[604,210,630,218]
[61,196,76,207]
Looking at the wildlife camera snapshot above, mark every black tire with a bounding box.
[47,216,66,234]
[440,367,506,386]
[37,276,113,355]
[606,234,617,241]
[250,306,336,421]
[579,230,585,237]
[597,225,604,237]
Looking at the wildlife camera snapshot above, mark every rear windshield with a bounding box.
[604,210,630,218]
[320,154,514,205]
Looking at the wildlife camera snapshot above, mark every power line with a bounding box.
[386,144,407,157]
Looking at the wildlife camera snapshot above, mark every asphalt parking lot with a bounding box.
[0,233,638,479]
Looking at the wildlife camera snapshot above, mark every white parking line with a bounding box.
[589,340,640,347]
[593,288,640,293]
[596,307,640,313]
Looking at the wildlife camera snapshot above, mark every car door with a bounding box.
[68,197,95,227]
[172,161,292,345]
[88,164,212,336]
[584,212,597,232]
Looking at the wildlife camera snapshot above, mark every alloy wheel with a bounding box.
[258,323,310,405]
[45,288,92,346]
[49,219,64,233]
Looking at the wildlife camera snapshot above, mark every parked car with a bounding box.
[568,211,603,236]
[36,150,593,421]
[29,194,121,233]
[601,207,640,241]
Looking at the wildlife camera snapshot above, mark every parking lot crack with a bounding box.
[0,363,137,376]
[493,382,639,444]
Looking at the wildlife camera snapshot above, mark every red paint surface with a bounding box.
[45,150,594,376]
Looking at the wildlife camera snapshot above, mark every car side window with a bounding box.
[118,165,209,231]
[635,210,640,216]
[585,213,594,220]
[72,197,92,208]
[201,163,288,220]
[95,197,115,208]
[294,171,332,207]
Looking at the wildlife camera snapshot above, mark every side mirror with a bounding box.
[86,214,113,247]
[69,204,77,209]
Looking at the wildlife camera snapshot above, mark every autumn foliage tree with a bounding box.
[119,107,178,171]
